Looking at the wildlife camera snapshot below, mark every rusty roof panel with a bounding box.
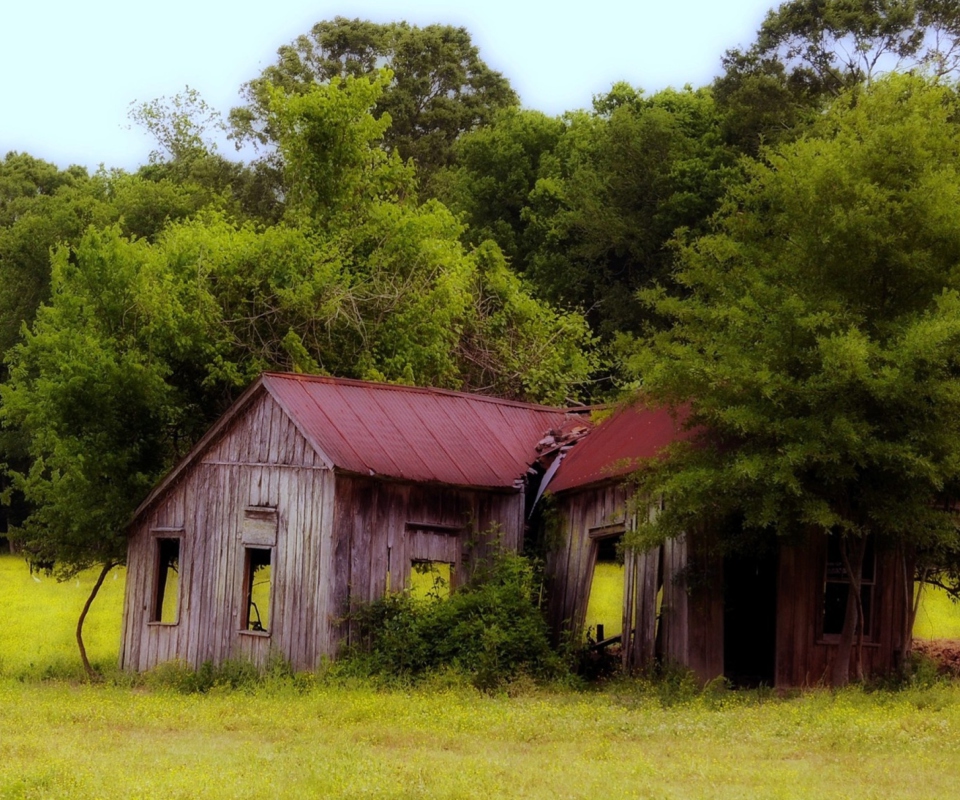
[548,402,692,494]
[383,390,487,485]
[262,373,570,488]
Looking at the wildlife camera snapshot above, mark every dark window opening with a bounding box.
[823,536,876,638]
[151,538,181,624]
[242,547,272,633]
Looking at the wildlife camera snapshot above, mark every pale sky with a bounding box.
[1,0,775,172]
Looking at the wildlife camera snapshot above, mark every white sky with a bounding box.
[1,0,775,172]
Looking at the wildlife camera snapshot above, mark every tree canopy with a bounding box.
[438,85,738,345]
[629,75,960,683]
[1,72,594,592]
[230,18,518,191]
[714,0,960,153]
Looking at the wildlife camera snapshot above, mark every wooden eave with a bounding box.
[329,467,525,495]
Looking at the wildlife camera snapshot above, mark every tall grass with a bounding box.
[3,552,960,681]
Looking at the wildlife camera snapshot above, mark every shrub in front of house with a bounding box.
[348,552,566,689]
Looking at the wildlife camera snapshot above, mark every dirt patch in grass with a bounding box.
[914,639,960,677]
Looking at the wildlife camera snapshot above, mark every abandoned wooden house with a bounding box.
[122,372,913,686]
[120,372,583,672]
[542,401,915,687]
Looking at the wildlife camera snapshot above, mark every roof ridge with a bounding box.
[260,372,574,413]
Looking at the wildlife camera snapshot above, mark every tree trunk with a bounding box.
[831,537,866,687]
[77,561,115,680]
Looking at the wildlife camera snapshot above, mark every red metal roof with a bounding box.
[547,401,692,493]
[262,373,572,488]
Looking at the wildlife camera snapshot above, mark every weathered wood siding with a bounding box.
[679,534,724,683]
[622,546,659,668]
[775,535,911,686]
[121,392,336,672]
[546,481,725,681]
[550,480,911,686]
[550,484,912,687]
[330,474,525,646]
[545,484,634,639]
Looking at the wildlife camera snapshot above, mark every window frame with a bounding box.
[583,524,627,641]
[148,530,183,627]
[404,522,462,595]
[239,545,273,637]
[818,535,878,645]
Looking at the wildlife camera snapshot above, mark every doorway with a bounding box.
[723,547,778,687]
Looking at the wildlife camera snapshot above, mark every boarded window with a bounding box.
[405,523,461,597]
[151,537,181,624]
[409,560,452,600]
[584,530,625,640]
[241,507,277,546]
[823,536,876,638]
[242,547,272,633]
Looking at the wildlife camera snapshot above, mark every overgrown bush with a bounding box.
[348,551,566,689]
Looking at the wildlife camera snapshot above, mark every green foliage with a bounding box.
[435,108,566,263]
[142,658,272,694]
[129,86,226,166]
[715,0,960,153]
[0,153,236,373]
[460,242,597,403]
[440,85,738,348]
[267,71,414,226]
[129,86,288,225]
[628,77,960,683]
[751,0,960,90]
[0,225,224,573]
[0,156,109,362]
[231,17,518,189]
[632,75,960,547]
[349,551,564,689]
[1,73,594,583]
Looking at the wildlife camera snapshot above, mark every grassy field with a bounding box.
[0,554,126,677]
[3,553,960,798]
[2,676,960,798]
[913,584,960,639]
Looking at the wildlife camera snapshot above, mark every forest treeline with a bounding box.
[5,1,960,684]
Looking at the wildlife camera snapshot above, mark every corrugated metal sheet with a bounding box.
[263,373,572,488]
[548,402,692,494]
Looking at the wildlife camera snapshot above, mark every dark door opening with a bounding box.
[724,548,778,687]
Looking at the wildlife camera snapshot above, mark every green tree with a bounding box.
[229,18,518,191]
[715,0,960,153]
[129,87,285,225]
[1,225,224,675]
[628,75,960,685]
[433,108,566,264]
[1,74,595,675]
[522,86,737,341]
